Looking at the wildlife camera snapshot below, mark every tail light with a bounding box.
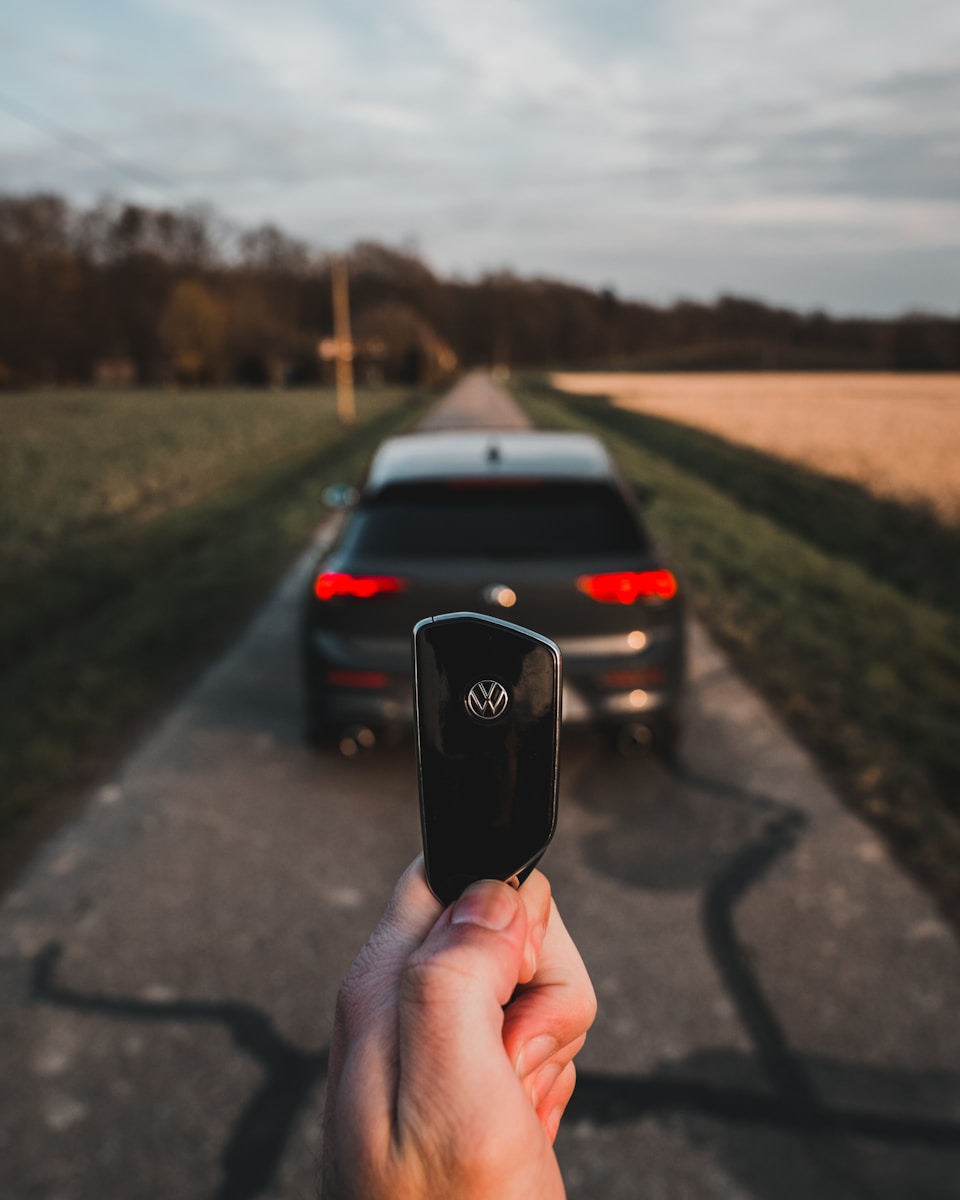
[326,669,389,689]
[576,570,677,604]
[601,668,666,689]
[314,572,406,600]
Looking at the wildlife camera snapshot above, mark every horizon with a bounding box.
[6,187,960,325]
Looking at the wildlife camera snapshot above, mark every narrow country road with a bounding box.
[1,372,958,1199]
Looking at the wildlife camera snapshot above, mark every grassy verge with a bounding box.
[514,379,960,928]
[0,388,431,866]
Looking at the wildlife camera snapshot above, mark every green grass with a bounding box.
[0,387,431,849]
[513,379,960,928]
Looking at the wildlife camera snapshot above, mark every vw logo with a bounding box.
[465,679,510,721]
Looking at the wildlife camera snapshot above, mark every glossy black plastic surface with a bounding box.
[414,612,561,905]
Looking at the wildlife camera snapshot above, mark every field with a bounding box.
[551,372,960,524]
[0,387,431,874]
[515,377,960,929]
[2,389,371,551]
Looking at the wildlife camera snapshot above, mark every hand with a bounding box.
[321,858,596,1199]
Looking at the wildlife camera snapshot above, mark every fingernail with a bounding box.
[451,883,517,931]
[516,1034,557,1079]
[545,1104,563,1143]
[530,1060,563,1109]
[521,920,546,982]
[531,919,546,962]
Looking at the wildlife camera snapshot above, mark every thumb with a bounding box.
[396,880,529,1120]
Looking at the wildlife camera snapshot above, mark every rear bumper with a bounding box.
[302,625,685,730]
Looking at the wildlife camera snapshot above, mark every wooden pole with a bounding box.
[331,259,356,426]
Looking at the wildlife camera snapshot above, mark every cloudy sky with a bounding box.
[2,0,958,314]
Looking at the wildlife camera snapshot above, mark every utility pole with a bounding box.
[318,258,356,426]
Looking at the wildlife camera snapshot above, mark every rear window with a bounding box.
[343,482,649,559]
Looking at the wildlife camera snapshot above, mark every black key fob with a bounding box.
[413,612,561,906]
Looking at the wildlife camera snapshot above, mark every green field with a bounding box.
[0,387,430,873]
[513,379,960,929]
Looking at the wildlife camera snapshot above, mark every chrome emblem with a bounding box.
[466,679,510,721]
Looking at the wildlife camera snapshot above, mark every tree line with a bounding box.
[1,192,957,389]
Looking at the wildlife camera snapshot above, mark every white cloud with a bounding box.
[408,0,592,108]
[1,0,958,310]
[147,0,349,95]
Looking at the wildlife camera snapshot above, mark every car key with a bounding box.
[413,612,561,906]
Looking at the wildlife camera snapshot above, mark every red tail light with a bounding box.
[314,572,406,600]
[326,669,389,689]
[576,570,677,604]
[601,667,666,689]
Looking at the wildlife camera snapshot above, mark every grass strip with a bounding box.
[0,391,430,853]
[514,380,960,929]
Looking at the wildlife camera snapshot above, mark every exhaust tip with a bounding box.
[616,722,653,758]
[338,725,376,757]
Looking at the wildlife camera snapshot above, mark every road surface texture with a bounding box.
[2,373,958,1199]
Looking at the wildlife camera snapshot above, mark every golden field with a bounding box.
[551,373,960,524]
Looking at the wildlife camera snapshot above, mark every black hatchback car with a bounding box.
[301,430,685,756]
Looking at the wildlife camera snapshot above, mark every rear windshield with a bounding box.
[343,482,648,559]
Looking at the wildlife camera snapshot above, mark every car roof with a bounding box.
[365,431,617,492]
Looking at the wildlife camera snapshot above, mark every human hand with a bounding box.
[321,858,596,1199]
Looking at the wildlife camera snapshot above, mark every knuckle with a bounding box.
[584,990,599,1030]
[576,974,599,1031]
[399,951,472,1009]
[332,968,364,1039]
[333,948,383,1039]
[563,1032,588,1061]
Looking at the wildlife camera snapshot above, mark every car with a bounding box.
[300,429,685,757]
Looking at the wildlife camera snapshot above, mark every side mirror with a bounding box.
[323,483,358,510]
[633,482,656,506]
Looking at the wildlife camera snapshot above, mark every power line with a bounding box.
[0,88,172,189]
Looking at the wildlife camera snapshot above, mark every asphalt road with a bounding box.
[2,374,959,1199]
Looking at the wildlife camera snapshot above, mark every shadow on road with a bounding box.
[31,945,328,1200]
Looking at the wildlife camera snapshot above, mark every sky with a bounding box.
[1,0,958,315]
